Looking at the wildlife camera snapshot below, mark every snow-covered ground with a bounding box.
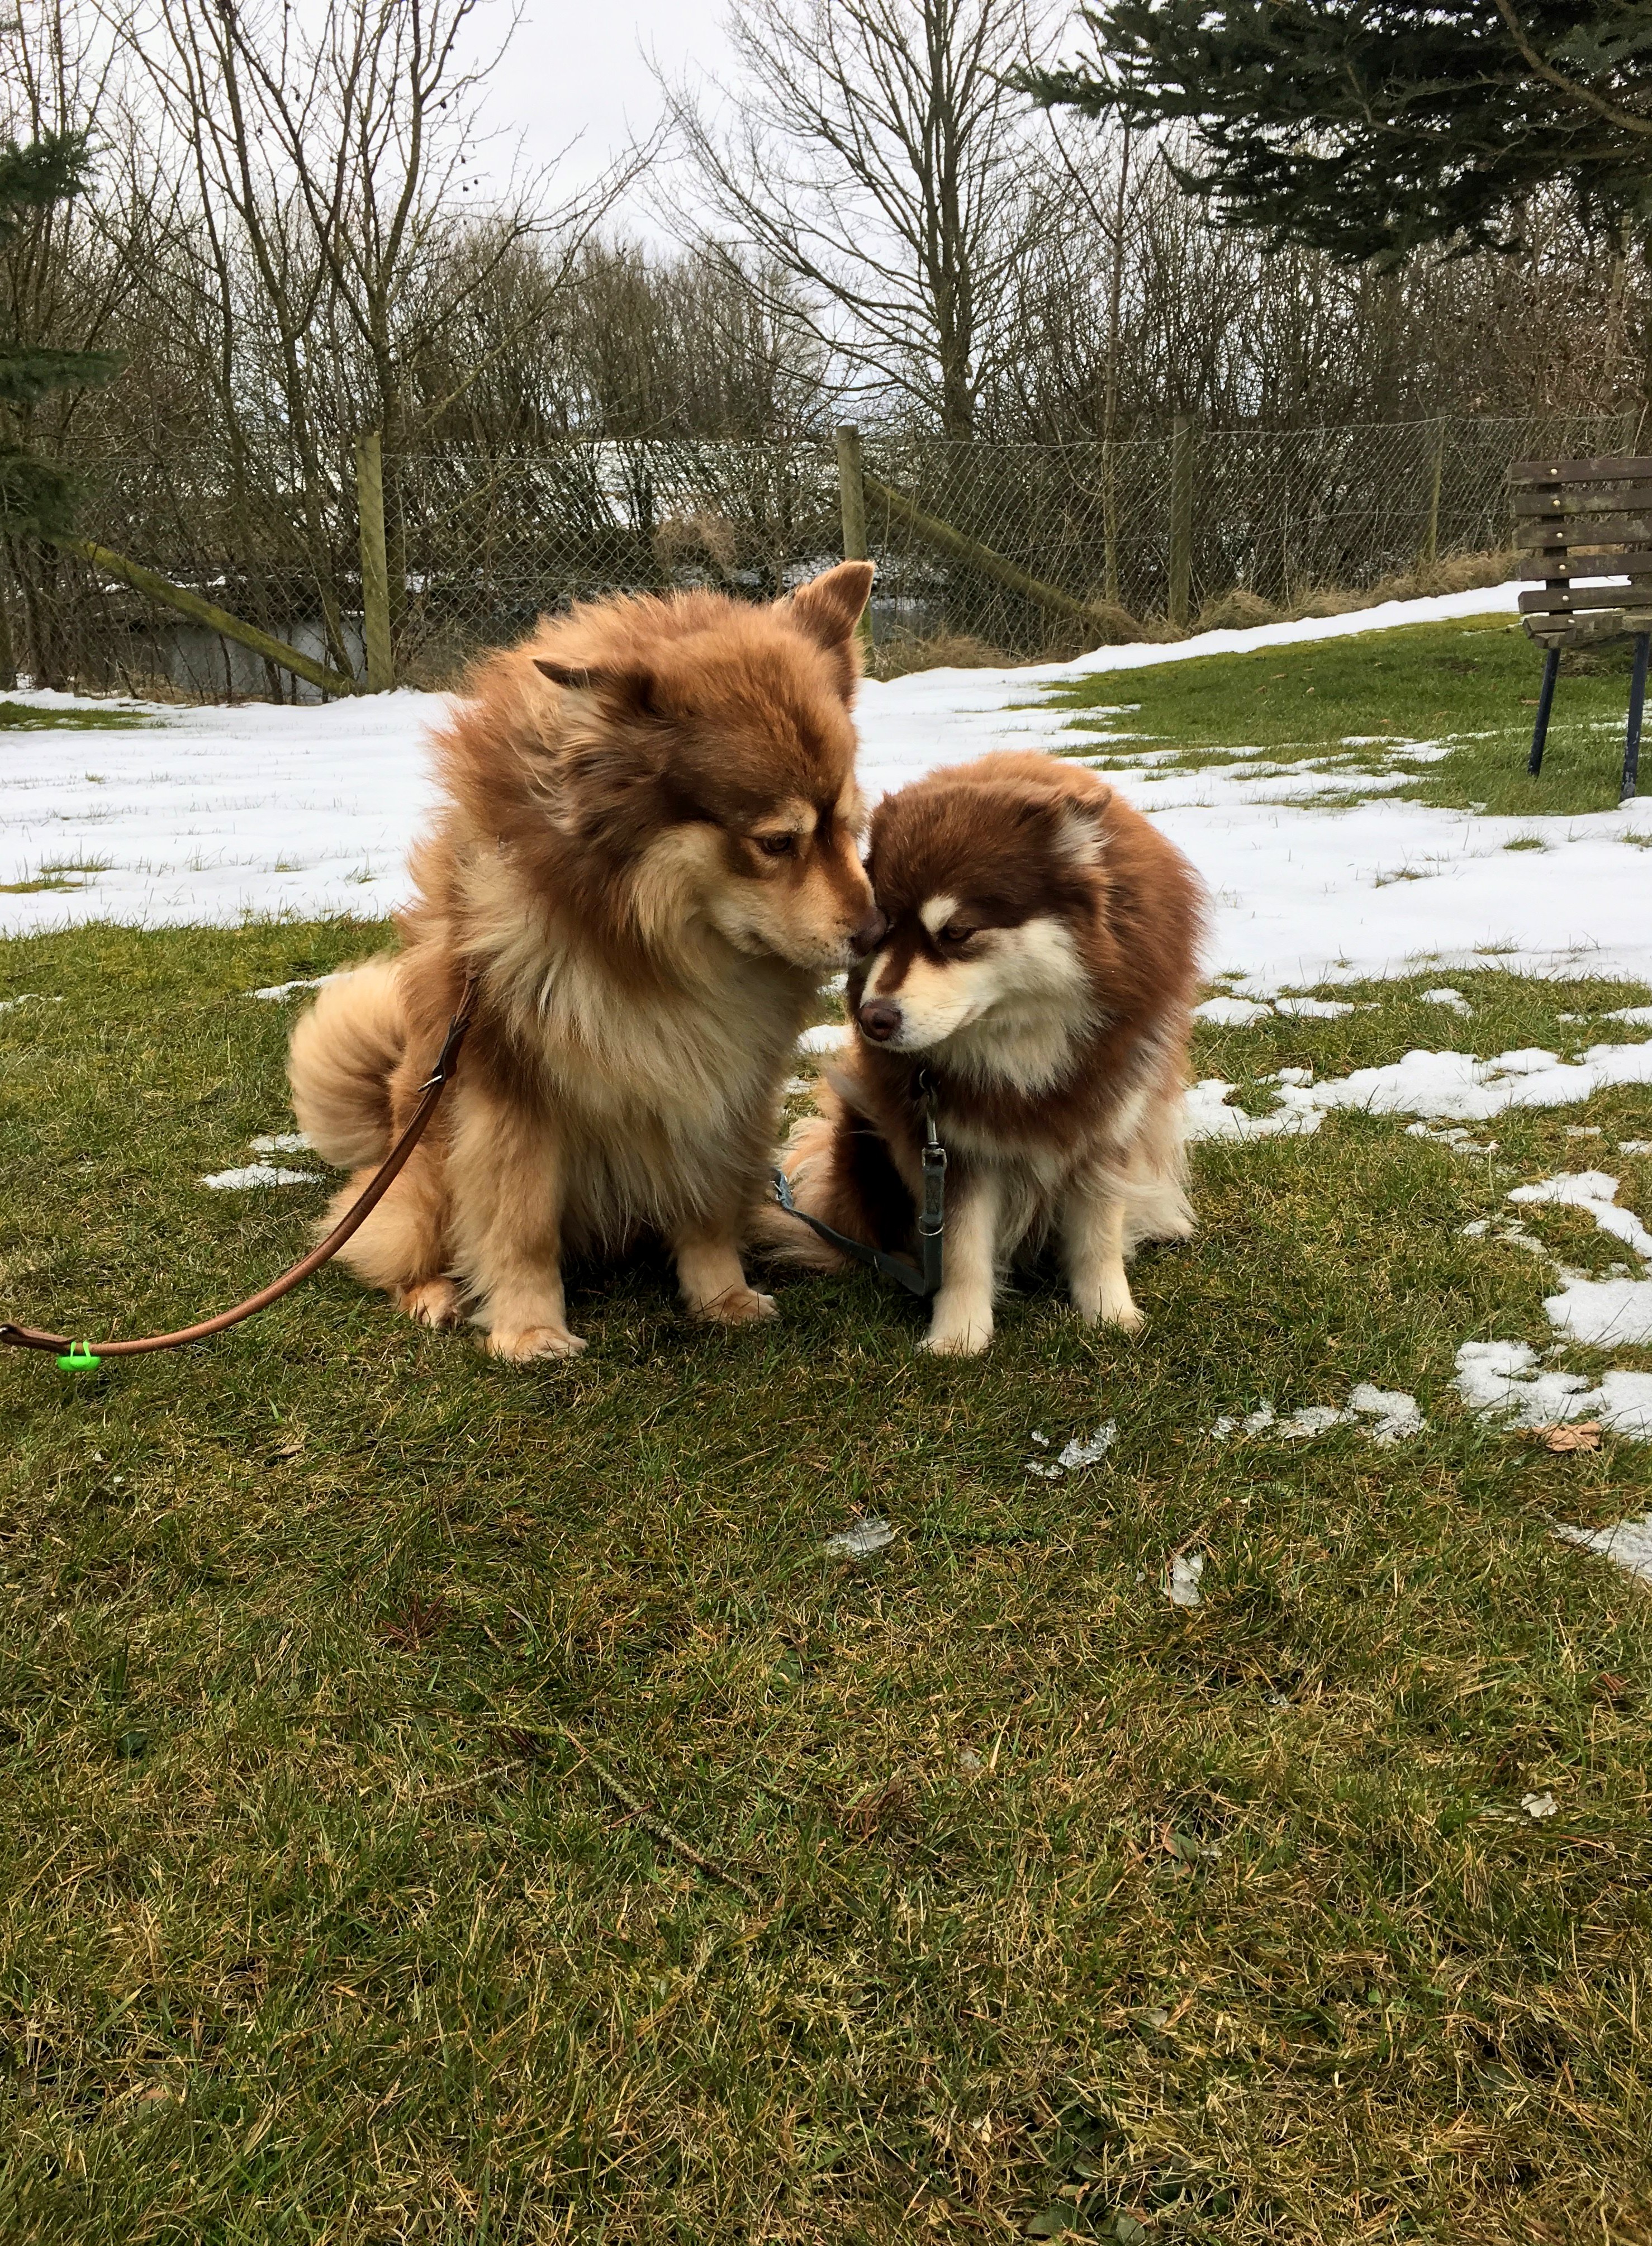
[6,579,1651,989]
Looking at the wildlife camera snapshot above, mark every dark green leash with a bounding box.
[771,1072,947,1300]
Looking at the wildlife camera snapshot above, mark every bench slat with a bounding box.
[1520,584,1652,614]
[1512,486,1652,518]
[1515,555,1652,582]
[1525,610,1652,648]
[1515,514,1652,549]
[1509,455,1652,484]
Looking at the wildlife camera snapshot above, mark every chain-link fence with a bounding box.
[4,409,1639,700]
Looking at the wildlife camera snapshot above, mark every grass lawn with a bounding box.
[1048,621,1643,817]
[1,922,1651,2242]
[0,701,153,733]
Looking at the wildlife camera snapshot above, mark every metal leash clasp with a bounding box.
[915,1070,947,1296]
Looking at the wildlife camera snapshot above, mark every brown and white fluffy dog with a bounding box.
[287,561,883,1362]
[765,752,1204,1355]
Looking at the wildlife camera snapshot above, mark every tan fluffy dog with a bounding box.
[288,562,882,1361]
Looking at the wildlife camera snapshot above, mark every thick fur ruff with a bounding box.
[762,751,1205,1354]
[286,563,880,1361]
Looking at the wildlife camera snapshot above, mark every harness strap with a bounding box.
[771,1075,947,1301]
[0,975,480,1363]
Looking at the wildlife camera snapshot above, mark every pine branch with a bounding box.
[0,344,124,410]
[0,133,96,244]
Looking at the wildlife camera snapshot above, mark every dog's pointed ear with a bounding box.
[534,657,661,721]
[1052,793,1109,866]
[785,561,874,652]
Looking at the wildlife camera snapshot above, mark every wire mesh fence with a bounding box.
[3,408,1639,700]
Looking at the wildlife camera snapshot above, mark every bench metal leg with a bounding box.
[1625,634,1649,802]
[1528,646,1560,775]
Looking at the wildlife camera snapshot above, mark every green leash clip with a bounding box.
[55,1342,101,1374]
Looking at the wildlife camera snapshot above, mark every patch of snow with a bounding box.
[1278,1403,1349,1439]
[1056,1424,1117,1470]
[1542,1279,1652,1352]
[1185,1079,1322,1142]
[1211,1386,1422,1444]
[1507,1172,1652,1261]
[249,1131,311,1154]
[1520,1791,1559,1821]
[1422,987,1471,1013]
[824,1515,896,1559]
[1605,1006,1652,1026]
[797,1023,848,1054]
[1453,1341,1652,1438]
[1193,996,1272,1027]
[1347,1383,1427,1445]
[1622,1139,1652,1156]
[1554,1513,1652,1582]
[1167,1552,1205,1608]
[201,1162,319,1190]
[1190,1038,1652,1140]
[247,975,340,1000]
[0,993,60,1015]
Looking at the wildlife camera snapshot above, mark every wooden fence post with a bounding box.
[834,424,876,658]
[1168,412,1195,629]
[355,430,395,693]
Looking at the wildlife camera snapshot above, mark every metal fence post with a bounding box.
[834,423,876,657]
[1168,413,1195,628]
[355,430,394,693]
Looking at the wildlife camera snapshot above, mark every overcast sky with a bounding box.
[466,0,736,229]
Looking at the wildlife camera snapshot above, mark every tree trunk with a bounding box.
[0,551,16,691]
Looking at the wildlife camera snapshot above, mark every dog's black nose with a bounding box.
[857,997,900,1043]
[849,908,888,957]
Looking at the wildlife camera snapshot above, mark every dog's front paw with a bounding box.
[697,1285,780,1325]
[1072,1291,1145,1333]
[921,1316,993,1357]
[397,1277,464,1329]
[484,1323,588,1363]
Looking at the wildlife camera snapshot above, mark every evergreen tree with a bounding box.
[0,131,121,534]
[1020,2,1652,266]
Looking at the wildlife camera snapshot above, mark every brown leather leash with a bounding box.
[0,976,478,1369]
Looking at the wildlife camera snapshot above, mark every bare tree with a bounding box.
[663,0,1051,438]
[108,0,627,666]
[0,0,174,683]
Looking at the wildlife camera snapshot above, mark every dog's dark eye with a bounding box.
[939,922,975,946]
[755,833,797,858]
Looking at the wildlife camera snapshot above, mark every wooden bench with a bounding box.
[1511,454,1651,801]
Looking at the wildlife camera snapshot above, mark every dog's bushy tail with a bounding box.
[1121,1072,1196,1253]
[288,955,407,1168]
